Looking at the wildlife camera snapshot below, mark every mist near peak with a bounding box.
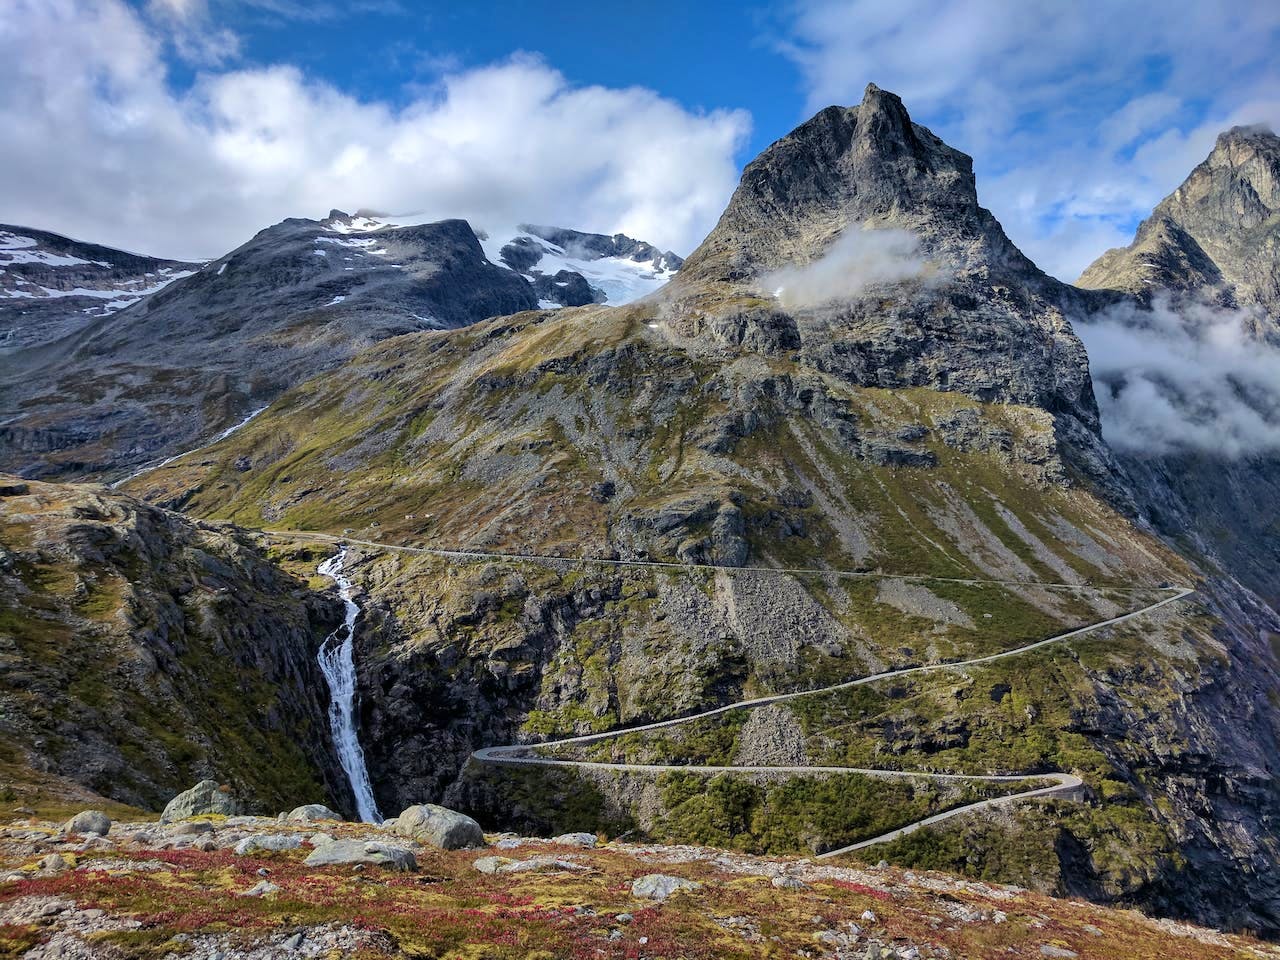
[1077,293,1280,458]
[763,226,929,310]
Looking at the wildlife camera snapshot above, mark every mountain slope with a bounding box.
[0,224,197,352]
[120,85,1280,934]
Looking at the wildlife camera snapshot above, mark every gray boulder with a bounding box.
[387,804,485,850]
[303,839,417,872]
[631,874,701,900]
[234,833,303,855]
[286,804,342,823]
[64,810,111,836]
[473,855,515,875]
[160,780,242,823]
[167,820,215,836]
[551,832,598,848]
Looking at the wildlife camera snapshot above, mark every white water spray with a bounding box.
[316,548,382,823]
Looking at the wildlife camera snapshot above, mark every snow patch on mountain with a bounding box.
[476,225,678,305]
[318,210,680,306]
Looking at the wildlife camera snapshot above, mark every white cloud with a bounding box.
[0,0,749,260]
[763,227,928,309]
[779,1,1280,280]
[1077,294,1280,457]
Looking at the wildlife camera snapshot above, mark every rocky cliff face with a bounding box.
[0,224,197,352]
[114,86,1280,934]
[0,476,348,815]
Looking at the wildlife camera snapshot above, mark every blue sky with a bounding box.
[3,1,1279,278]
[197,2,803,153]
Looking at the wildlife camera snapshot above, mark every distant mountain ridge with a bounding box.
[0,212,682,479]
[1078,125,1280,608]
[0,224,198,351]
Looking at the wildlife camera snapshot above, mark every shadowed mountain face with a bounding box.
[108,86,1280,935]
[0,215,537,479]
[1078,127,1280,608]
[0,224,198,352]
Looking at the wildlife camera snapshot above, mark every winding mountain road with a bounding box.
[266,529,1193,858]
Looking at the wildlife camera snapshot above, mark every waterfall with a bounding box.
[316,548,382,823]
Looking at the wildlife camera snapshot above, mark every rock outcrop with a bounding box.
[161,781,243,823]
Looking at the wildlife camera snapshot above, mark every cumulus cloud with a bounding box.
[778,0,1280,280]
[764,227,928,309]
[1076,294,1280,457]
[0,0,749,260]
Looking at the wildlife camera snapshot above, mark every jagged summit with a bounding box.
[677,82,1039,288]
[1079,122,1280,333]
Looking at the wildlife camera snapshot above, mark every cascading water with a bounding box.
[316,548,382,823]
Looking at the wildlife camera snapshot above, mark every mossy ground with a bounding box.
[0,822,1268,960]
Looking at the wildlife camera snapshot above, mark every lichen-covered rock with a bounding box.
[472,855,515,875]
[631,874,701,900]
[64,811,111,836]
[388,804,485,850]
[161,780,242,823]
[234,834,302,855]
[303,840,417,871]
[552,833,598,848]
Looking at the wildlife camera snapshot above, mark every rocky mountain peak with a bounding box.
[676,82,1034,288]
[1079,122,1280,328]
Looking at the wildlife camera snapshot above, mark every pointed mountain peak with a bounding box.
[675,83,1035,291]
[1080,122,1280,325]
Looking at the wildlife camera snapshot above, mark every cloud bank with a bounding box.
[764,227,928,309]
[778,0,1280,281]
[1076,294,1280,457]
[0,0,749,260]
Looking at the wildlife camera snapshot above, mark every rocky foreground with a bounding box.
[0,790,1274,960]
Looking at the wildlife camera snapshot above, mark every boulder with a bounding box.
[551,832,598,848]
[472,854,588,875]
[388,804,485,850]
[286,804,342,823]
[631,874,701,900]
[160,780,242,823]
[771,875,808,890]
[234,834,303,855]
[64,810,111,836]
[473,855,516,875]
[303,839,417,872]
